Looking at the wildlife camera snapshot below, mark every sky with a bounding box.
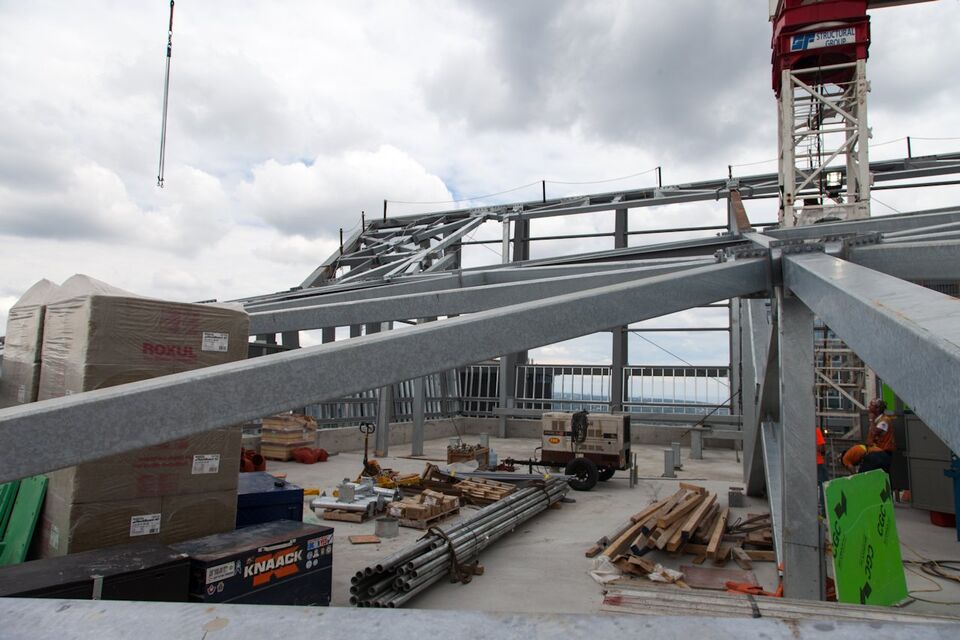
[1,0,958,367]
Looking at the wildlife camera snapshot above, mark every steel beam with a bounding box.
[847,240,960,281]
[767,206,960,241]
[248,262,709,334]
[784,252,960,455]
[244,257,712,314]
[0,259,767,483]
[776,289,822,600]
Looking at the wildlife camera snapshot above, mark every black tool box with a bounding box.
[0,541,189,601]
[172,520,333,605]
[236,472,304,528]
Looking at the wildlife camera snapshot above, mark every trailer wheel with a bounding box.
[597,466,615,482]
[564,458,599,491]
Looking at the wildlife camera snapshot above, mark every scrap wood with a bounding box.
[602,495,675,559]
[679,482,706,495]
[680,493,717,537]
[731,546,753,570]
[655,517,687,551]
[601,520,646,559]
[692,503,719,544]
[348,535,381,545]
[656,492,704,529]
[629,494,674,524]
[706,507,729,559]
[712,543,733,566]
[743,549,777,562]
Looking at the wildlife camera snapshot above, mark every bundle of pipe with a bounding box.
[349,477,569,608]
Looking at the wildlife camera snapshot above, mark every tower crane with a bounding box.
[770,0,936,227]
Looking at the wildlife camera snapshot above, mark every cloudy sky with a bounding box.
[1,0,958,366]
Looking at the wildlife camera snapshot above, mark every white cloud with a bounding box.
[237,145,453,236]
[0,0,958,369]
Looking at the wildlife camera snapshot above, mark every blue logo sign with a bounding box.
[791,33,816,51]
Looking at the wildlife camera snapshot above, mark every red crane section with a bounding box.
[771,0,870,95]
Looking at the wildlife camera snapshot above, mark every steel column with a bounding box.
[776,289,823,600]
[611,208,629,412]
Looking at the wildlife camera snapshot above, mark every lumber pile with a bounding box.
[586,483,775,575]
[260,414,317,461]
[417,464,515,505]
[455,478,516,504]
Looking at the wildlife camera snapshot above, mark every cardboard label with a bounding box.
[824,470,908,606]
[202,332,229,352]
[205,561,236,584]
[17,385,26,403]
[129,513,162,537]
[192,454,221,474]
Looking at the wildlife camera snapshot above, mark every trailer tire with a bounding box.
[597,466,615,482]
[565,458,598,491]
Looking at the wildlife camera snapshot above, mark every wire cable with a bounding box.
[628,330,730,388]
[871,196,903,215]
[387,181,542,206]
[546,167,658,186]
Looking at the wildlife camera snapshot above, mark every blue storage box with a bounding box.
[236,472,304,528]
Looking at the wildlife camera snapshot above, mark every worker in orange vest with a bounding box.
[816,426,827,487]
[863,401,895,473]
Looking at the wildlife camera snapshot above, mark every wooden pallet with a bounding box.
[398,506,460,530]
[322,508,371,523]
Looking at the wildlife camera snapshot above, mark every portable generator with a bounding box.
[505,411,631,491]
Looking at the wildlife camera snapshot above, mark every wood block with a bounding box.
[692,555,707,565]
[348,535,381,545]
[743,549,777,562]
[731,546,753,570]
[679,482,706,494]
[706,507,729,559]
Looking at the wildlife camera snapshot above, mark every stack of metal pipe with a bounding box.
[349,477,569,608]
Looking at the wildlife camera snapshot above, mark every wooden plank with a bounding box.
[629,494,675,524]
[601,521,646,559]
[656,493,705,529]
[348,535,381,545]
[731,546,753,570]
[743,549,777,562]
[655,517,686,551]
[679,482,706,494]
[680,493,717,537]
[706,507,728,559]
[691,503,719,544]
[322,509,368,523]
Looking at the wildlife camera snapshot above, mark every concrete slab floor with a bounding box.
[266,435,960,618]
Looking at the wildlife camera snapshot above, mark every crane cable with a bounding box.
[157,0,175,188]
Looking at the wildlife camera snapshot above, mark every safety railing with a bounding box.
[514,364,611,413]
[622,365,731,415]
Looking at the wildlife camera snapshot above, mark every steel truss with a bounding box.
[2,154,960,601]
